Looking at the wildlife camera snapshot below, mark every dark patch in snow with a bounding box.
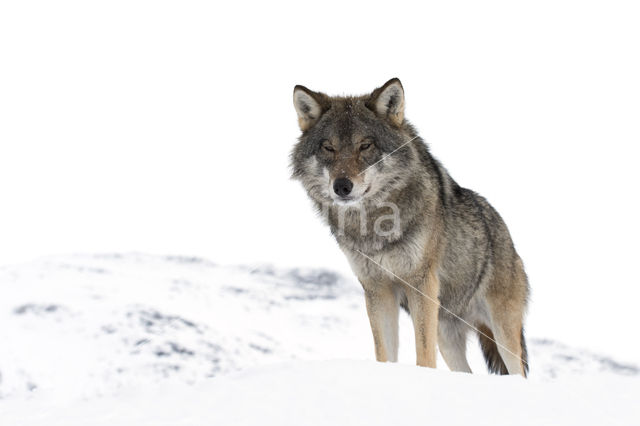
[596,357,639,375]
[531,338,554,346]
[224,286,248,294]
[128,309,202,334]
[203,341,223,352]
[14,304,64,315]
[249,343,272,354]
[284,294,337,301]
[243,265,276,276]
[164,255,216,267]
[255,332,275,342]
[101,325,117,334]
[554,354,578,362]
[167,342,195,356]
[154,364,182,378]
[530,338,639,377]
[57,263,109,274]
[288,269,339,287]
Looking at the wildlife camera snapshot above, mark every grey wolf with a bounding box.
[291,78,529,376]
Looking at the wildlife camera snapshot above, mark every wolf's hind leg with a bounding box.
[489,322,526,376]
[363,283,400,362]
[438,319,472,373]
[486,306,527,377]
[484,261,529,376]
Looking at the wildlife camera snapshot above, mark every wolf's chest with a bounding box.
[339,228,427,281]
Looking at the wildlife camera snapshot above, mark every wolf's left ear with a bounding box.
[367,78,405,126]
[293,85,329,131]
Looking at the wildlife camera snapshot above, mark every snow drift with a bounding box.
[1,360,638,426]
[0,253,637,424]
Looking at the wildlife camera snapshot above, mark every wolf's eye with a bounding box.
[321,141,335,153]
[360,143,372,151]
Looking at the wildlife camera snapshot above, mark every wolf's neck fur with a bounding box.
[323,171,438,255]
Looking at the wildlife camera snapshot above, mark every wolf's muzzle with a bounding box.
[333,177,353,197]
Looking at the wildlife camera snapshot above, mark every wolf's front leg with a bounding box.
[407,269,440,368]
[362,283,399,362]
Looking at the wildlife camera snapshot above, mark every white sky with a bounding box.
[1,1,639,362]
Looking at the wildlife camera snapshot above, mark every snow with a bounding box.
[1,360,638,426]
[0,254,364,401]
[0,254,638,424]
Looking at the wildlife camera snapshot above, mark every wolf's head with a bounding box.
[291,78,417,207]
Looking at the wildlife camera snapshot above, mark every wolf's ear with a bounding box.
[366,78,405,126]
[293,85,328,131]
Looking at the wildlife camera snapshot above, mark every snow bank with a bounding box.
[1,360,638,426]
[0,253,637,424]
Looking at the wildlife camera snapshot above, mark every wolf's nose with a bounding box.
[333,178,353,197]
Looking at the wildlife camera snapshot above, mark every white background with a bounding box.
[1,1,639,362]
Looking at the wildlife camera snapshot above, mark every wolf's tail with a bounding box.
[477,324,509,375]
[520,327,529,377]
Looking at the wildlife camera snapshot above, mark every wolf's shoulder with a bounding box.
[446,183,509,233]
